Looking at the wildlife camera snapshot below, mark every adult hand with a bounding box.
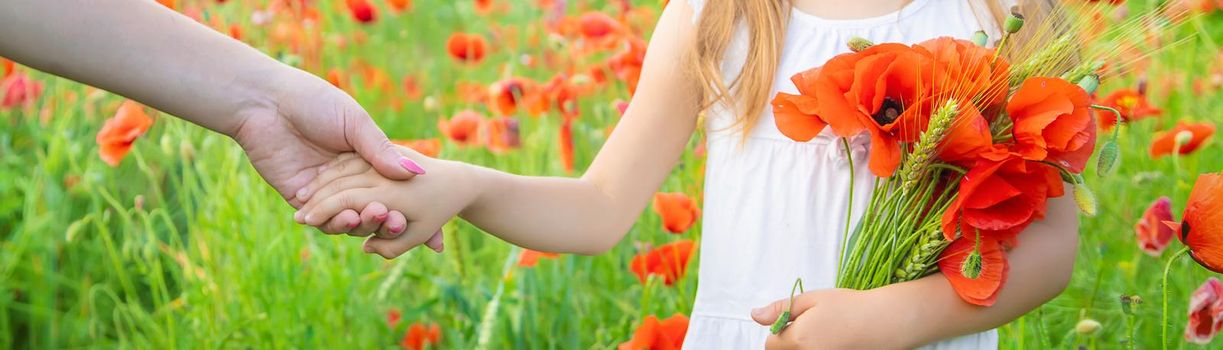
[750,288,905,349]
[232,69,443,251]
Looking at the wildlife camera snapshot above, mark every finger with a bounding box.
[363,225,432,259]
[294,155,372,202]
[320,152,360,173]
[348,110,425,180]
[376,210,408,238]
[347,202,390,237]
[751,292,820,325]
[317,209,361,234]
[300,188,373,226]
[424,230,444,253]
[300,174,380,217]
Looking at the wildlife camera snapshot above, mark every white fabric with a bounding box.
[683,0,1002,348]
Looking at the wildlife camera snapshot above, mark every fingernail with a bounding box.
[751,307,766,318]
[294,211,304,222]
[295,187,310,200]
[363,245,374,253]
[389,225,404,234]
[347,221,359,229]
[303,214,315,224]
[374,213,388,222]
[400,157,426,175]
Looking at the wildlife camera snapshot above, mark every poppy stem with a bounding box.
[837,138,855,275]
[1090,105,1123,141]
[1162,247,1190,350]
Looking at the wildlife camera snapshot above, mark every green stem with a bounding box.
[1091,105,1123,140]
[837,138,856,274]
[1163,247,1190,350]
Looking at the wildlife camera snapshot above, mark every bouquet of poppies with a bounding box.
[769,10,1124,309]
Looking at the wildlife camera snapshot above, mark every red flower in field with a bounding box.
[402,75,423,101]
[541,75,580,118]
[488,78,534,116]
[1007,77,1097,173]
[630,240,695,286]
[559,117,574,173]
[940,156,1065,245]
[1098,88,1162,129]
[1171,172,1223,273]
[474,0,494,14]
[446,33,488,64]
[579,12,621,42]
[938,235,1008,306]
[652,192,701,234]
[97,101,155,167]
[1150,121,1216,158]
[399,323,441,350]
[480,116,521,153]
[517,249,560,267]
[346,0,376,23]
[387,308,402,328]
[2,58,13,78]
[437,110,484,146]
[618,314,689,350]
[393,139,442,158]
[1186,277,1223,344]
[1136,196,1176,256]
[156,0,177,9]
[387,0,412,13]
[776,43,936,177]
[606,38,646,94]
[1,72,44,109]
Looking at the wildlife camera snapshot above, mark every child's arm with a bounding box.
[751,196,1079,348]
[297,1,702,256]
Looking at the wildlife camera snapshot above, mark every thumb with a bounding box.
[349,113,425,180]
[751,292,818,325]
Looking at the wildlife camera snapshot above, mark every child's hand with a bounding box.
[294,149,478,258]
[751,289,906,349]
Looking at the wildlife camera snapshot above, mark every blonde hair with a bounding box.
[690,0,1064,137]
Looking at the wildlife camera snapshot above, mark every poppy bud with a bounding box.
[961,248,983,279]
[1074,183,1098,216]
[1096,140,1120,177]
[1076,319,1102,335]
[1004,7,1025,34]
[160,134,174,155]
[770,310,791,334]
[423,96,439,112]
[971,31,989,47]
[1078,74,1100,95]
[1176,130,1195,146]
[848,37,874,53]
[1120,294,1143,315]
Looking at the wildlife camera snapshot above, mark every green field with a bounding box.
[1,0,1222,348]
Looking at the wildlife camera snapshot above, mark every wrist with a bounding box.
[228,62,309,139]
[860,287,926,348]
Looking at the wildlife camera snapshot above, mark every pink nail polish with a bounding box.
[390,225,404,234]
[347,221,359,229]
[374,213,388,222]
[295,187,310,200]
[399,157,426,175]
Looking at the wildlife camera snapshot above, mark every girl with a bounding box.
[294,0,1079,348]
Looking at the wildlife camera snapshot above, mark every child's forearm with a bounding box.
[0,0,290,137]
[877,196,1080,348]
[456,165,652,255]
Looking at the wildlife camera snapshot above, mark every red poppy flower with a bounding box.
[474,0,494,14]
[941,156,1065,244]
[1186,277,1223,344]
[446,33,488,64]
[937,106,1007,164]
[606,38,646,95]
[777,43,936,177]
[1098,88,1162,129]
[1172,172,1223,273]
[1,72,44,109]
[579,12,621,42]
[387,0,411,13]
[480,116,521,153]
[346,0,376,24]
[938,235,1008,306]
[618,314,689,350]
[1135,196,1176,256]
[916,37,1011,111]
[392,139,442,158]
[488,78,535,116]
[629,240,695,286]
[402,75,423,100]
[559,117,574,173]
[437,110,484,146]
[97,100,155,167]
[1007,77,1097,173]
[399,323,441,350]
[1,58,13,78]
[1150,121,1216,158]
[387,308,402,328]
[652,192,701,234]
[517,249,560,267]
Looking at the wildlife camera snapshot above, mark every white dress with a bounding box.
[684,0,1003,348]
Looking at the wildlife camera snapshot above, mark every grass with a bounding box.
[1,0,1221,349]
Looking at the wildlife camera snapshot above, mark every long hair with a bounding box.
[689,0,1063,137]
